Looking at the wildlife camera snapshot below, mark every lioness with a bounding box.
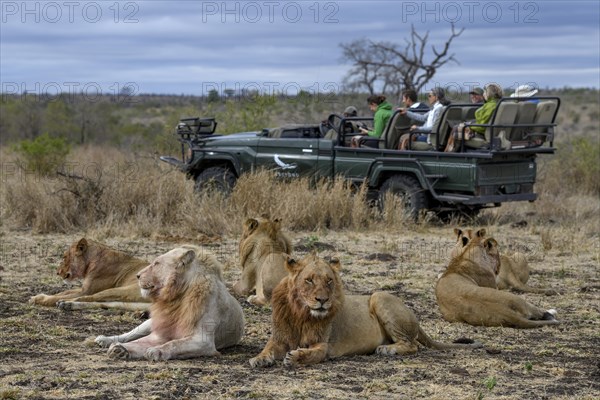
[437,234,559,329]
[250,253,481,368]
[95,246,245,361]
[29,238,150,310]
[451,228,557,295]
[233,216,292,305]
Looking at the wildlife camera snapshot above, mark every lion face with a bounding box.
[57,238,89,282]
[463,235,501,276]
[450,228,487,260]
[286,254,342,319]
[137,247,195,301]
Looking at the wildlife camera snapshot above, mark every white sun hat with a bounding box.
[510,84,538,98]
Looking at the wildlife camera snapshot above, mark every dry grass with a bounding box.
[1,142,598,240]
[1,147,389,238]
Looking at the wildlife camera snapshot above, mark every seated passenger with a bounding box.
[398,87,450,150]
[323,105,361,140]
[469,87,485,104]
[351,95,393,148]
[445,83,503,152]
[401,89,430,112]
[510,84,539,104]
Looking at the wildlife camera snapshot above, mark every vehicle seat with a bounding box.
[530,101,558,144]
[379,112,412,150]
[464,102,518,149]
[509,102,537,142]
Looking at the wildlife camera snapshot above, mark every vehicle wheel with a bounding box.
[379,174,429,220]
[194,167,236,194]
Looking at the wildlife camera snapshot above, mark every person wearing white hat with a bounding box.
[511,84,539,101]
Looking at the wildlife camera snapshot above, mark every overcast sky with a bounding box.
[1,1,599,97]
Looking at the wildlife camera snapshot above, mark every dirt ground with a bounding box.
[0,225,599,400]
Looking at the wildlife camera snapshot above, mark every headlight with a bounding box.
[185,143,193,163]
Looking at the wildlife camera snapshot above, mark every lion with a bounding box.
[436,233,559,329]
[29,238,150,311]
[233,216,292,306]
[450,228,557,295]
[94,245,245,361]
[249,253,482,368]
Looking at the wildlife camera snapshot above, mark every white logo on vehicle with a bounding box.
[274,154,297,170]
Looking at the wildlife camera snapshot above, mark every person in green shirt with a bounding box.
[445,84,503,152]
[351,94,393,148]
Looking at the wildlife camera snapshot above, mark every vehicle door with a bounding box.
[255,136,320,179]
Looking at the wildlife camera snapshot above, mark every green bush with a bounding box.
[539,136,600,195]
[12,133,71,175]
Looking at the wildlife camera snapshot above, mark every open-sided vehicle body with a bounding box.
[160,97,560,218]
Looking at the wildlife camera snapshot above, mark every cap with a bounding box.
[343,106,358,116]
[469,87,484,96]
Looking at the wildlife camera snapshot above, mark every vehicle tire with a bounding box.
[379,174,429,220]
[194,166,236,194]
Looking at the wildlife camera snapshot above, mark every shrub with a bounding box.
[12,133,71,176]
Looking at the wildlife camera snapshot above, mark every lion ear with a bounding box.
[179,249,196,269]
[476,229,487,238]
[461,236,469,247]
[453,228,462,239]
[245,218,259,232]
[284,255,301,273]
[484,238,497,251]
[328,257,341,272]
[76,238,88,254]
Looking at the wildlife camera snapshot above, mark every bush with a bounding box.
[539,136,599,196]
[12,133,71,176]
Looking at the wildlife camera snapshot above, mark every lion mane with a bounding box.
[250,253,481,368]
[234,216,292,305]
[29,238,150,311]
[95,245,244,361]
[437,233,559,329]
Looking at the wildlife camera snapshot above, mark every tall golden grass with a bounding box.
[1,143,597,238]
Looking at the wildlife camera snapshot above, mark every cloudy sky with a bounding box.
[1,1,599,97]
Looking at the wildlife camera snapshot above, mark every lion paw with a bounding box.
[249,355,274,368]
[145,347,167,362]
[376,345,398,356]
[247,295,267,306]
[283,350,300,368]
[56,300,73,311]
[29,294,50,305]
[107,344,130,360]
[95,335,116,348]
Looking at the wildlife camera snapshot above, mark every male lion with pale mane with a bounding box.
[450,228,558,295]
[437,234,559,329]
[95,245,244,361]
[233,216,292,305]
[29,238,150,310]
[249,253,481,368]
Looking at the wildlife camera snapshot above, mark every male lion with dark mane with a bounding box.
[450,228,558,295]
[249,253,481,368]
[29,238,150,311]
[95,245,244,361]
[233,216,291,306]
[437,233,559,329]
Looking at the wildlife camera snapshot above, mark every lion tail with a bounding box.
[416,326,484,350]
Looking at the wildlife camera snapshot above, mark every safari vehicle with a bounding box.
[160,97,560,218]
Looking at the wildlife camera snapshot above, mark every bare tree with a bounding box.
[340,24,464,96]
